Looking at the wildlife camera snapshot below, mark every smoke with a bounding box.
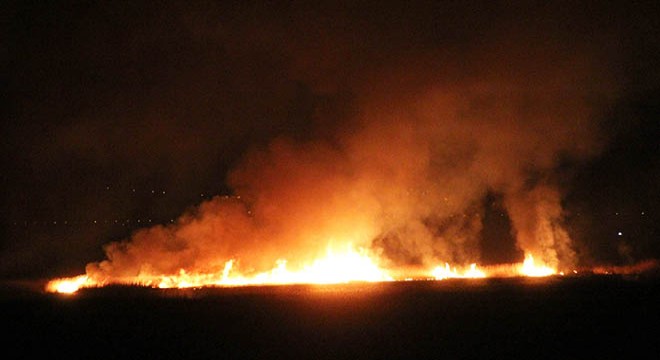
[82,2,621,279]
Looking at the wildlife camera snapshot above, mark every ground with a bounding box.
[3,276,658,359]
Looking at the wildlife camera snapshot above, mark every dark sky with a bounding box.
[3,1,659,279]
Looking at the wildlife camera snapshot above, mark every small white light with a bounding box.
[618,232,622,236]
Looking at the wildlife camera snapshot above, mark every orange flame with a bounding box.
[518,254,556,277]
[45,253,565,294]
[46,245,393,294]
[431,263,486,280]
[50,251,659,295]
[45,275,93,294]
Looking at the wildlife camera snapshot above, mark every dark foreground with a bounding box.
[3,276,659,359]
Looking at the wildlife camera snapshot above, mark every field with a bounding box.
[3,276,659,359]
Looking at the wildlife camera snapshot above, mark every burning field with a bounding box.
[23,1,655,297]
[40,31,652,293]
[4,1,660,358]
[49,252,659,294]
[42,77,656,293]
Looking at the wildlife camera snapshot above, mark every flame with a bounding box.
[50,251,658,295]
[46,245,392,294]
[44,253,561,295]
[518,254,556,277]
[45,275,93,294]
[431,263,486,280]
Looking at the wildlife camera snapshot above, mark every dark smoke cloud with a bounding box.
[3,1,658,279]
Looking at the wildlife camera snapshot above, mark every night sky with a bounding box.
[3,1,659,280]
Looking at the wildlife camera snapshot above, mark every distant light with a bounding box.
[618,232,623,236]
[162,191,166,194]
[642,211,645,215]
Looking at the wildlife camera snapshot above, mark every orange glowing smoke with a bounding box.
[42,33,628,295]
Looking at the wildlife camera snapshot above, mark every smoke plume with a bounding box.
[84,2,620,279]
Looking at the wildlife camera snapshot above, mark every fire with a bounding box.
[57,250,660,294]
[249,247,394,285]
[45,251,570,294]
[46,248,595,295]
[46,245,393,294]
[45,275,93,294]
[518,254,556,277]
[45,253,569,294]
[432,263,486,280]
[429,254,559,280]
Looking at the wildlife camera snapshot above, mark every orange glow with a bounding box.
[41,256,560,294]
[518,254,556,277]
[431,263,486,280]
[45,275,93,294]
[591,259,659,275]
[46,245,393,294]
[47,252,657,295]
